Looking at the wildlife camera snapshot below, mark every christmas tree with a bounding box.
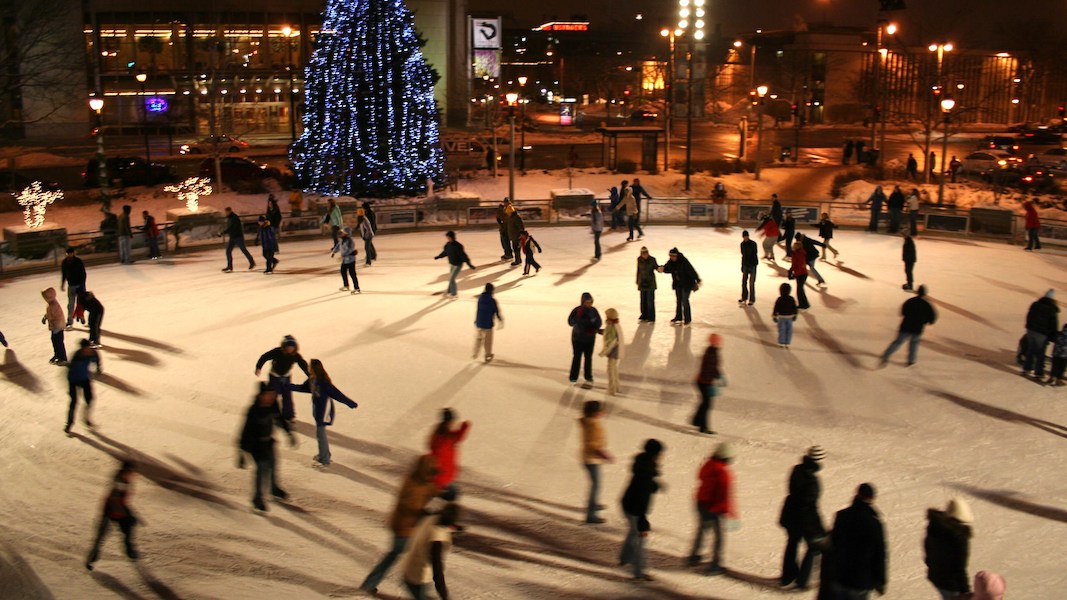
[292,0,444,197]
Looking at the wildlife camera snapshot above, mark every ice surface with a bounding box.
[1,223,1065,599]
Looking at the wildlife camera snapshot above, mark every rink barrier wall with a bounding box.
[0,198,1060,277]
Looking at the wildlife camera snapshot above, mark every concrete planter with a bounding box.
[3,224,68,259]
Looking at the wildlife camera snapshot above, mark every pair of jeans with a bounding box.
[570,337,594,381]
[593,230,602,259]
[340,262,359,289]
[693,382,716,431]
[807,259,825,285]
[118,235,131,263]
[795,274,809,309]
[882,330,923,365]
[584,463,601,522]
[777,318,794,345]
[474,327,494,359]
[269,374,295,420]
[741,266,756,302]
[1024,330,1050,376]
[226,236,254,269]
[688,504,724,566]
[447,264,461,296]
[315,425,330,464]
[362,535,410,590]
[364,238,377,263]
[50,330,67,362]
[619,513,646,578]
[146,234,160,258]
[639,289,655,320]
[498,228,512,258]
[627,214,644,239]
[88,313,103,345]
[253,451,279,503]
[674,287,693,322]
[67,380,93,427]
[1026,227,1041,250]
[66,285,82,325]
[781,527,819,587]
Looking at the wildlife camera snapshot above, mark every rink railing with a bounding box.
[0,197,1060,276]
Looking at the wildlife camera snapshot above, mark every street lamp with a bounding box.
[89,96,110,199]
[506,92,518,201]
[937,97,955,205]
[873,21,896,169]
[927,42,953,183]
[661,28,678,171]
[517,76,528,173]
[734,38,757,90]
[755,85,768,181]
[135,72,152,170]
[281,25,298,142]
[678,0,705,191]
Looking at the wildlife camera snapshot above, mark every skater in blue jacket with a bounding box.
[288,359,357,467]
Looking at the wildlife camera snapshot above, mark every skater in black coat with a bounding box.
[925,497,974,599]
[567,292,602,384]
[619,439,664,581]
[781,213,797,258]
[902,235,917,291]
[830,483,887,598]
[659,248,701,325]
[779,446,827,590]
[255,335,310,421]
[239,383,296,511]
[83,291,105,347]
[86,460,140,570]
[66,339,101,434]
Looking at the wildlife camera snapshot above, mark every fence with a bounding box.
[0,196,1059,277]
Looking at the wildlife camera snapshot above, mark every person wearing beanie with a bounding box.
[902,234,917,291]
[739,230,758,305]
[255,336,310,421]
[692,333,724,435]
[221,206,255,272]
[972,570,1006,600]
[925,497,974,599]
[620,439,664,582]
[238,382,295,511]
[578,400,612,524]
[636,247,660,321]
[879,283,937,367]
[434,230,476,299]
[599,308,623,395]
[65,339,102,434]
[687,442,737,575]
[257,215,279,274]
[779,446,827,591]
[658,247,701,325]
[772,283,799,348]
[1022,288,1059,379]
[830,483,887,598]
[473,283,503,363]
[428,409,471,496]
[568,292,602,384]
[85,460,140,570]
[590,201,604,261]
[330,226,361,293]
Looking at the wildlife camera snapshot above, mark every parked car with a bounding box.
[199,156,281,183]
[179,135,249,155]
[630,109,659,122]
[1016,127,1062,145]
[83,156,175,187]
[1032,147,1067,168]
[977,136,1020,154]
[958,150,1021,175]
[999,164,1058,192]
[0,171,61,193]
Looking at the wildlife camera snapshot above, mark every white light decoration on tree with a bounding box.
[16,182,62,229]
[164,177,213,212]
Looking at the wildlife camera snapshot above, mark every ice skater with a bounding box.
[65,338,101,433]
[331,226,360,293]
[906,189,921,236]
[579,400,612,524]
[82,291,104,348]
[60,246,86,329]
[756,212,780,260]
[902,234,916,291]
[288,359,357,467]
[636,247,659,322]
[692,333,723,434]
[687,442,736,575]
[256,216,279,274]
[788,242,810,310]
[590,201,604,261]
[568,292,602,384]
[495,199,513,261]
[238,382,296,511]
[815,213,838,259]
[1022,289,1058,379]
[796,233,834,287]
[866,186,886,232]
[518,229,542,275]
[142,210,161,259]
[779,446,827,591]
[739,230,758,305]
[620,439,664,582]
[772,283,799,348]
[879,284,937,367]
[618,186,643,240]
[41,287,66,365]
[255,335,310,422]
[357,213,376,266]
[323,197,343,248]
[429,408,470,497]
[829,483,887,599]
[1047,322,1067,386]
[221,206,255,272]
[360,454,441,595]
[434,230,476,299]
[599,308,622,395]
[400,503,462,600]
[659,248,701,326]
[474,283,503,363]
[266,195,283,248]
[780,212,796,258]
[1023,199,1041,251]
[86,460,140,571]
[117,204,133,264]
[924,497,974,600]
[505,204,525,265]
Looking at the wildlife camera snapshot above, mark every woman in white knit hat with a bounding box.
[924,497,974,600]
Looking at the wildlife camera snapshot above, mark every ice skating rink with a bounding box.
[1,225,1065,599]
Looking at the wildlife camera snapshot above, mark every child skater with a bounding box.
[519,229,543,275]
[289,359,358,467]
[772,283,799,348]
[86,460,140,570]
[815,213,838,260]
[599,308,623,395]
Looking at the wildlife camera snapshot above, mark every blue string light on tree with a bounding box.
[291,0,444,198]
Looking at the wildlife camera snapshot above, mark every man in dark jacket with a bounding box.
[117,204,133,264]
[659,248,701,325]
[830,483,887,599]
[740,231,758,305]
[636,247,660,321]
[474,283,503,362]
[879,284,937,367]
[620,439,664,582]
[886,186,906,233]
[796,233,832,286]
[66,339,101,434]
[434,230,476,298]
[902,235,917,291]
[779,445,826,590]
[60,247,87,329]
[925,497,973,599]
[567,292,602,384]
[1023,289,1059,378]
[505,205,525,266]
[495,199,513,260]
[255,335,310,422]
[221,206,255,272]
[239,383,295,511]
[781,212,797,258]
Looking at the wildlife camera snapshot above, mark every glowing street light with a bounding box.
[678,0,704,190]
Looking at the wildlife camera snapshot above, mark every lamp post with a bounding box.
[678,0,705,191]
[135,72,151,171]
[937,97,955,205]
[661,28,678,171]
[874,22,896,169]
[517,76,527,173]
[755,85,768,181]
[281,25,298,142]
[927,42,953,183]
[89,96,110,200]
[506,92,518,201]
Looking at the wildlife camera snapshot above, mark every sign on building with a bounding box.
[472,18,501,49]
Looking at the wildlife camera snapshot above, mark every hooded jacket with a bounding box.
[779,457,824,537]
[621,450,661,519]
[696,457,735,516]
[662,252,700,291]
[1026,296,1059,336]
[429,421,470,489]
[41,288,65,332]
[389,455,440,537]
[924,508,972,593]
[568,304,602,342]
[636,254,660,290]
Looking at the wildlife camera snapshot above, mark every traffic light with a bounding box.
[1059,104,1065,118]
[791,103,798,116]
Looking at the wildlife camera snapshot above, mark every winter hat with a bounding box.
[281,335,298,349]
[708,333,722,347]
[643,438,664,456]
[1045,288,1055,299]
[806,445,826,461]
[581,292,593,303]
[669,247,680,256]
[640,246,649,253]
[973,571,1006,600]
[441,408,455,422]
[917,284,928,297]
[857,482,877,500]
[605,308,619,320]
[342,226,352,235]
[713,442,735,460]
[946,497,974,524]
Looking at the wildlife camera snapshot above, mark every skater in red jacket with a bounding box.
[429,408,471,497]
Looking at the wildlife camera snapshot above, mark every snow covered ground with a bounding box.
[1,224,1065,599]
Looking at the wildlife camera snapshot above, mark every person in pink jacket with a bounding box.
[429,408,471,497]
[41,287,67,364]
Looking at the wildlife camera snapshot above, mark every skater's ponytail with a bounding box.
[309,359,331,384]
